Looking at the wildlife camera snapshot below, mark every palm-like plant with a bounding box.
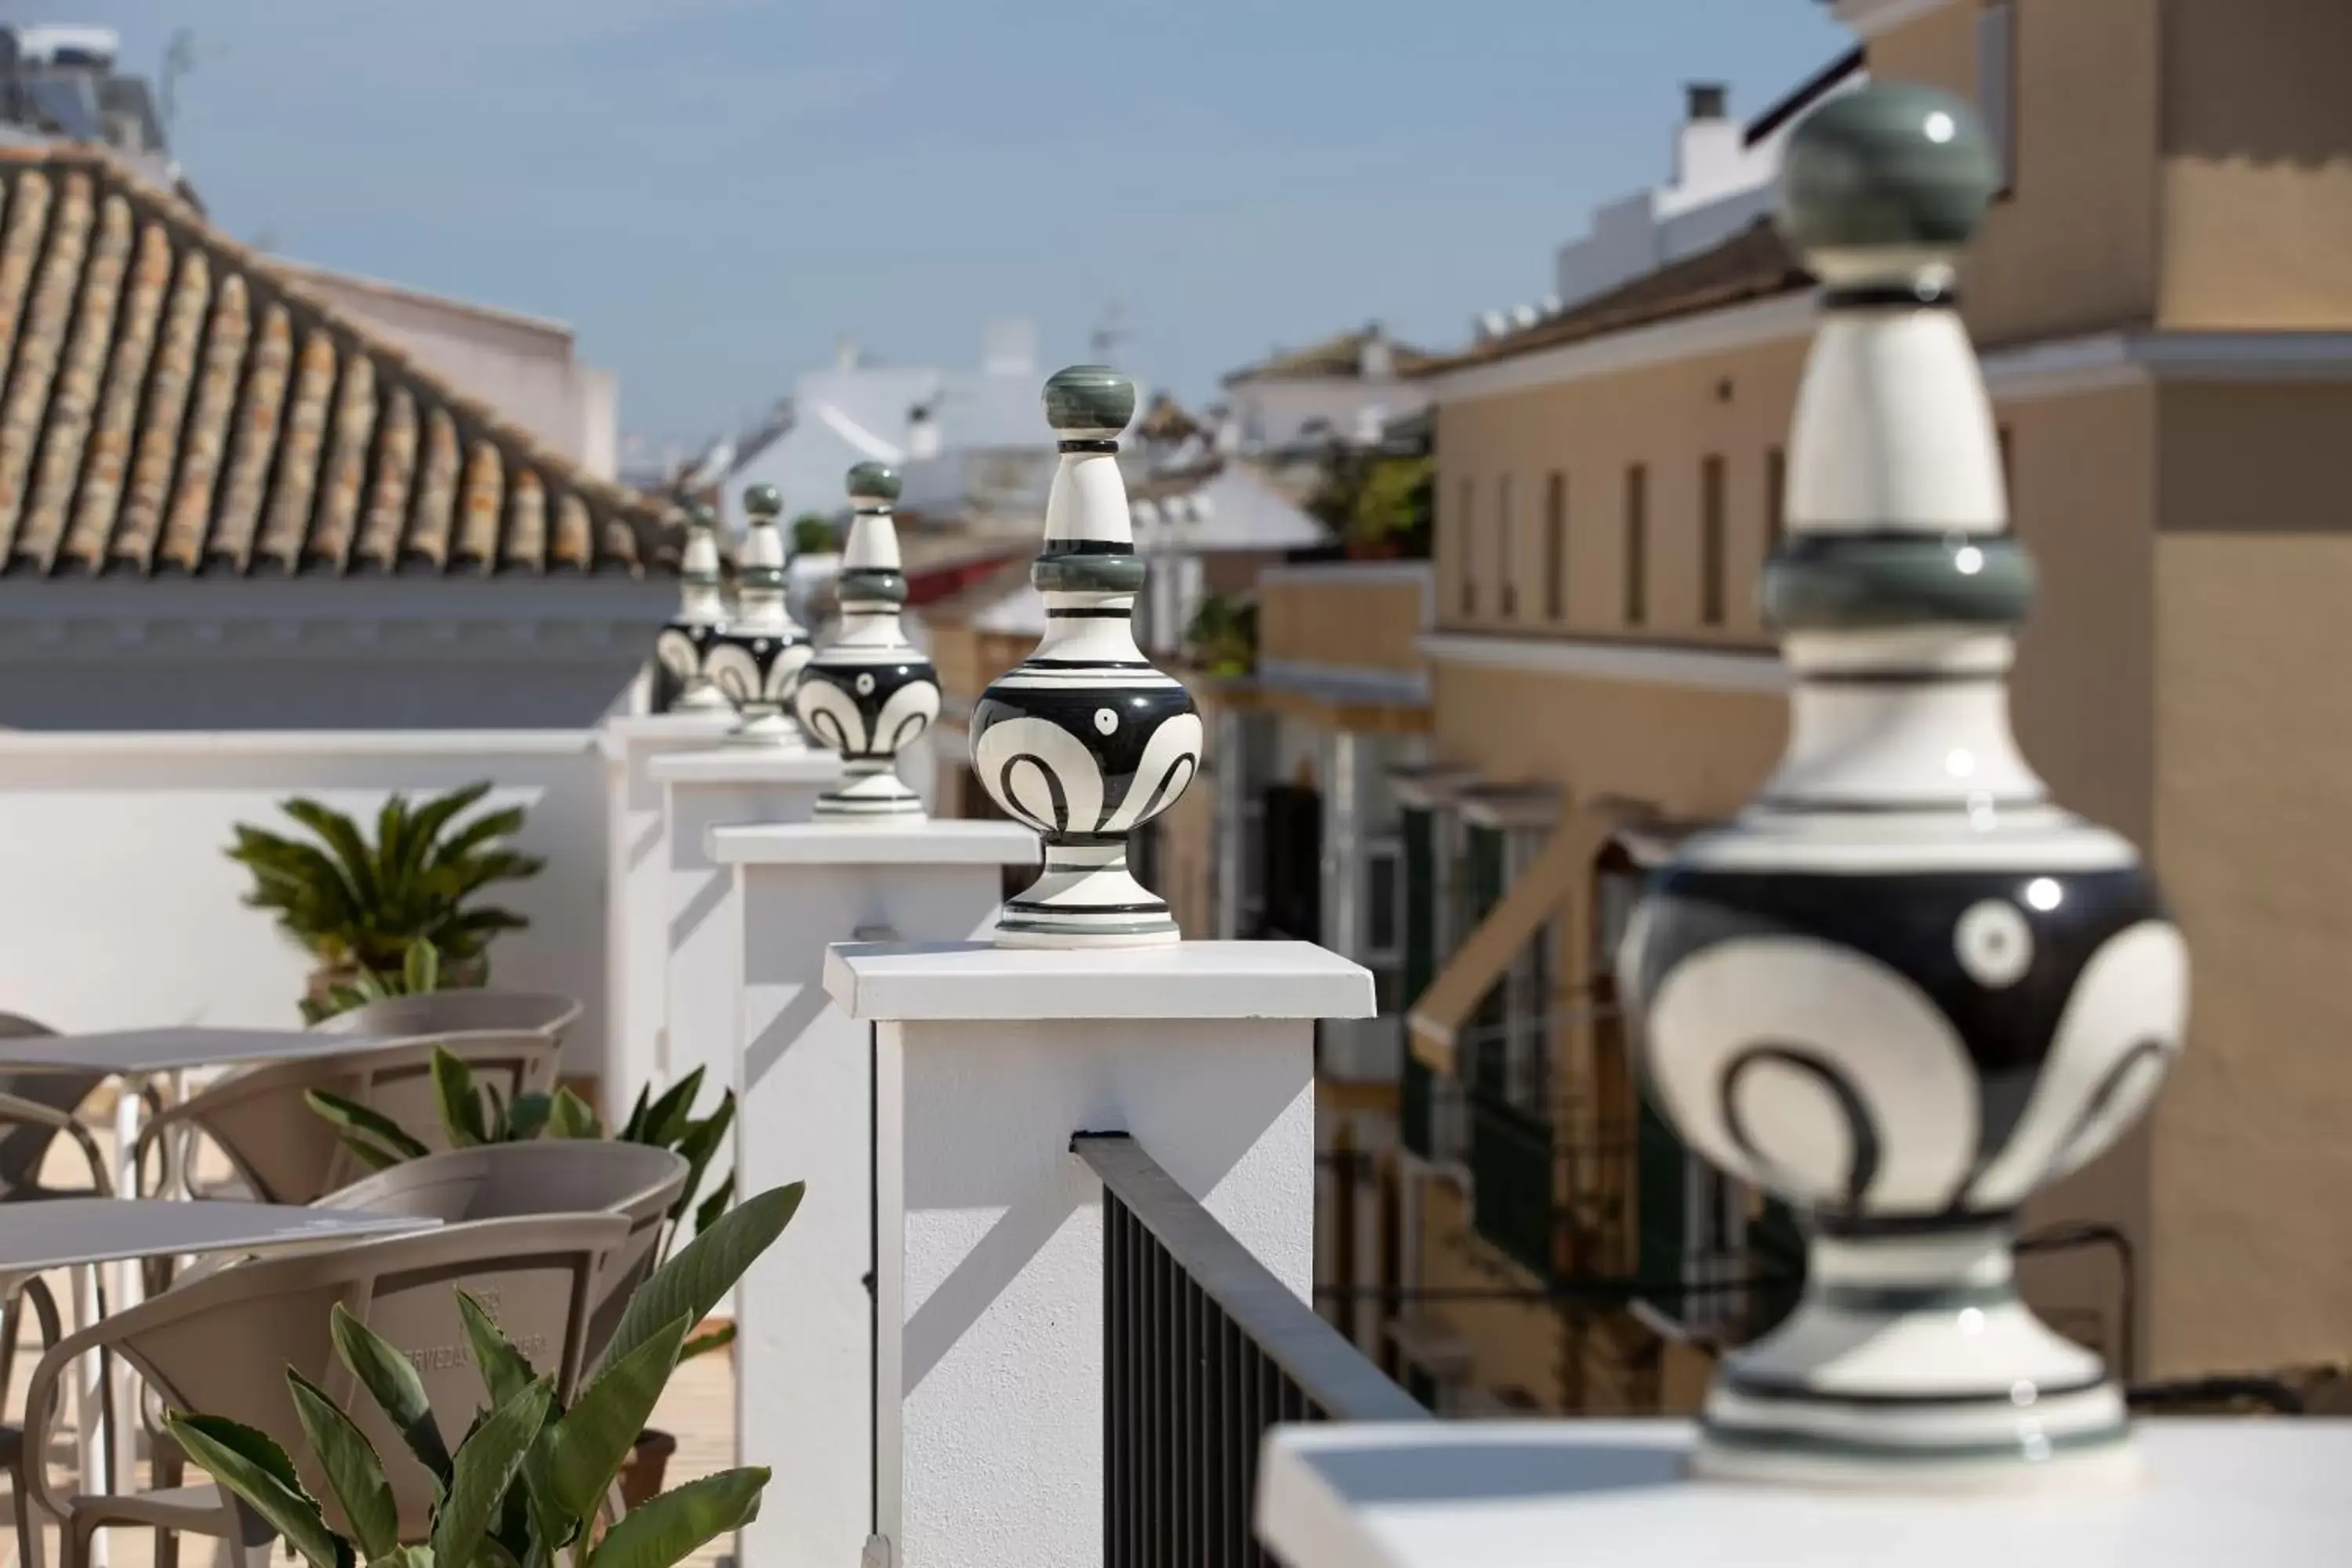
[227,782,544,1023]
[165,1183,802,1568]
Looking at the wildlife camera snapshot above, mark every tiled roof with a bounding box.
[0,147,672,578]
[1418,218,1811,376]
[1223,325,1438,387]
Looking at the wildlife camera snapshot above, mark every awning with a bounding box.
[1406,825,1585,1074]
[1406,799,1657,1074]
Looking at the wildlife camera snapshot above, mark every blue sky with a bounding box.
[47,2,1850,457]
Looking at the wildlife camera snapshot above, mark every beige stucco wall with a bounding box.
[1261,571,1428,674]
[1436,337,1807,651]
[2155,0,2352,329]
[1871,0,2161,348]
[2146,380,2352,1377]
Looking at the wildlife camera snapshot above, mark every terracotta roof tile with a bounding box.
[1417,218,1812,376]
[1222,325,1439,387]
[0,147,673,578]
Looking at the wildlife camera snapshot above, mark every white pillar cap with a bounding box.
[649,747,847,786]
[596,710,738,760]
[825,939,1374,1022]
[709,819,1039,867]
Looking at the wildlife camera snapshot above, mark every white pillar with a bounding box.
[712,818,1037,1568]
[600,711,735,1121]
[652,746,843,1320]
[825,940,1374,1568]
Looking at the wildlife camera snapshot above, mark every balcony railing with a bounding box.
[1078,1132,1429,1568]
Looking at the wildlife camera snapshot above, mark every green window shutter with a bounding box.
[1464,825,1508,1093]
[1635,1094,1686,1293]
[1401,807,1436,1007]
[1401,1054,1434,1160]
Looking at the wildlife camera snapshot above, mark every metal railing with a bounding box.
[1077,1132,1429,1568]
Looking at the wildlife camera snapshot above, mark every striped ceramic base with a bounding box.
[993,843,1178,949]
[815,761,924,819]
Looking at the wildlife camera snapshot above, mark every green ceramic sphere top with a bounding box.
[1042,364,1137,437]
[742,481,783,520]
[687,503,717,530]
[847,461,902,503]
[1777,82,2001,258]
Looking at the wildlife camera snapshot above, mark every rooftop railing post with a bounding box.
[825,366,1377,1568]
[713,463,1037,1568]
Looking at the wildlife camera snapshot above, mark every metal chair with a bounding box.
[0,1012,129,1414]
[13,1212,631,1568]
[316,1141,688,1367]
[311,990,583,1043]
[130,1033,561,1207]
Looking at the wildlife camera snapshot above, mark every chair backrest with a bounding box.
[103,1213,630,1541]
[319,1142,688,1366]
[314,991,583,1043]
[169,1034,561,1204]
[0,1011,96,1197]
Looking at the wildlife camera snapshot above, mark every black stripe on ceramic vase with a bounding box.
[836,568,908,605]
[1632,863,2169,1214]
[797,659,938,758]
[968,683,1198,837]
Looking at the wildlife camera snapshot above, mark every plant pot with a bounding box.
[618,1428,677,1513]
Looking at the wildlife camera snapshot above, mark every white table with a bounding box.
[1258,1419,2352,1566]
[0,1028,394,1566]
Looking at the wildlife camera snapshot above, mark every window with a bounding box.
[1977,2,2017,196]
[1543,472,1566,622]
[1998,425,2015,510]
[1766,446,1787,550]
[1367,837,1402,959]
[1623,463,1648,627]
[1497,474,1518,619]
[1457,477,1477,616]
[1401,806,1437,1007]
[1700,454,1727,627]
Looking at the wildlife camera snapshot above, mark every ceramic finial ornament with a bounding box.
[655,504,732,713]
[970,365,1201,947]
[797,462,941,817]
[710,483,815,748]
[1619,84,2187,1490]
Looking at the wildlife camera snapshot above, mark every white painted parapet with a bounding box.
[713,818,1036,1568]
[599,710,735,1118]
[825,939,1374,1568]
[651,745,841,1320]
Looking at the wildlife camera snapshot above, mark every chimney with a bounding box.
[1686,82,1728,122]
[835,335,859,371]
[1671,82,1744,205]
[1358,321,1394,380]
[907,400,943,462]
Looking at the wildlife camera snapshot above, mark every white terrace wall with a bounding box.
[0,731,612,1081]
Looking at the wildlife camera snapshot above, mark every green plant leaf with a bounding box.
[331,1301,452,1492]
[691,1176,734,1240]
[505,1092,554,1143]
[457,1291,539,1409]
[635,1069,705,1153]
[309,1090,431,1160]
[431,1046,490,1148]
[585,1468,767,1568]
[431,1376,553,1568]
[282,797,380,913]
[598,1182,802,1376]
[379,1548,434,1568]
[618,1085,652,1144]
[548,1087,602,1140]
[405,938,441,996]
[678,1323,735,1362]
[338,1134,408,1174]
[542,1312,691,1527]
[165,1411,352,1568]
[429,800,526,870]
[666,1093,734,1224]
[285,1369,399,1562]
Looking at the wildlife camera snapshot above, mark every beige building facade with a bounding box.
[1383,0,2352,1413]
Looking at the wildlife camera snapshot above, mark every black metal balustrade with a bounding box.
[1078,1132,1429,1568]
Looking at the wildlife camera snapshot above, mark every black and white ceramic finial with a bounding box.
[655,504,732,713]
[795,462,941,817]
[1619,84,2187,1489]
[709,482,815,748]
[970,365,1201,947]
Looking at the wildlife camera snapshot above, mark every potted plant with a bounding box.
[167,1181,803,1568]
[309,1058,739,1505]
[227,782,544,1024]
